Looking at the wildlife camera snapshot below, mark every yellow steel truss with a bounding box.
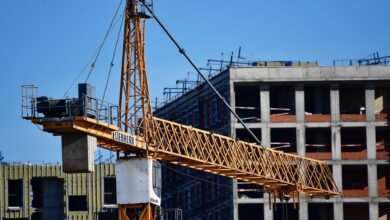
[118,204,156,220]
[118,0,154,141]
[31,116,340,197]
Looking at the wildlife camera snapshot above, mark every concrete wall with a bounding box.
[154,65,390,220]
[230,66,390,82]
[229,65,390,220]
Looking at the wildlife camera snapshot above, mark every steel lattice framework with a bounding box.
[119,0,153,141]
[150,117,339,197]
[33,116,340,197]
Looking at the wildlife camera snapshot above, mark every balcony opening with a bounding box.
[341,127,367,160]
[375,87,390,121]
[271,128,296,153]
[237,182,263,199]
[104,177,117,205]
[234,84,260,122]
[306,128,332,160]
[270,85,296,123]
[376,127,390,160]
[8,179,23,208]
[340,85,366,122]
[31,178,43,208]
[308,203,333,220]
[342,165,368,197]
[31,177,64,219]
[95,208,118,220]
[31,212,43,220]
[236,128,261,143]
[238,204,264,220]
[379,203,390,220]
[377,165,390,198]
[305,85,331,122]
[344,203,369,220]
[273,203,299,220]
[68,195,88,211]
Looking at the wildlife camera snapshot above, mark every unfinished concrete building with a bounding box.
[0,163,117,220]
[155,61,390,220]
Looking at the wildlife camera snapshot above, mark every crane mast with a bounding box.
[119,0,153,142]
[21,1,341,219]
[117,1,159,219]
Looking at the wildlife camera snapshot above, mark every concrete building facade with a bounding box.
[155,63,390,220]
[156,70,234,220]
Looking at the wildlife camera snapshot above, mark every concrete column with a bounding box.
[333,164,343,201]
[365,85,375,122]
[331,126,341,160]
[261,127,271,147]
[330,84,340,122]
[232,179,239,220]
[230,80,237,126]
[297,126,306,156]
[263,193,273,220]
[332,166,343,220]
[367,126,377,160]
[334,201,344,220]
[261,127,273,219]
[330,84,342,161]
[299,201,309,220]
[230,80,239,220]
[367,126,378,220]
[295,84,306,156]
[295,84,305,123]
[260,84,270,123]
[368,164,378,197]
[366,84,377,161]
[369,202,379,220]
[330,83,343,220]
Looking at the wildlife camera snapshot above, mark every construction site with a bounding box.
[1,0,389,220]
[155,59,390,220]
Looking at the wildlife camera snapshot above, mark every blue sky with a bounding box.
[0,0,389,163]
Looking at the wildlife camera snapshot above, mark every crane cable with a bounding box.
[100,12,125,109]
[63,0,124,97]
[85,0,124,83]
[140,1,263,146]
[63,47,99,98]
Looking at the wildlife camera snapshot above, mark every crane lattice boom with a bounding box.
[31,116,340,197]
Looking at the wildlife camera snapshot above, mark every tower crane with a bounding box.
[21,0,341,219]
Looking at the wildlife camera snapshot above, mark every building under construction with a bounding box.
[154,60,390,220]
[0,163,117,220]
[4,59,390,220]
